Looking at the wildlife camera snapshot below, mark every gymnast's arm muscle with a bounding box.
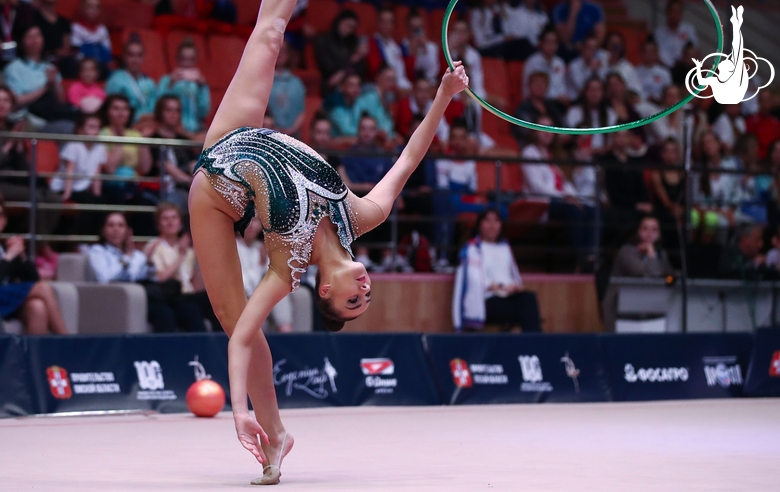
[227,272,290,416]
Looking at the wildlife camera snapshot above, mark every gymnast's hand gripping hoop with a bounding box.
[440,0,725,135]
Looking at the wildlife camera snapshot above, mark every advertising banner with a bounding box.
[744,327,780,397]
[268,334,439,408]
[26,334,230,415]
[0,336,34,417]
[425,334,609,405]
[599,333,754,402]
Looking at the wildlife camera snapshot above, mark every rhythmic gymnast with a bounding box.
[188,0,468,485]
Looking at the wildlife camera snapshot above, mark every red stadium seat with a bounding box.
[237,0,262,26]
[350,3,378,36]
[206,88,226,126]
[165,31,208,73]
[120,29,169,80]
[103,1,155,30]
[291,68,322,97]
[507,61,524,110]
[305,0,341,34]
[393,5,428,41]
[477,161,498,193]
[300,96,323,143]
[481,58,510,110]
[56,0,80,19]
[34,141,62,178]
[428,9,446,41]
[205,35,246,90]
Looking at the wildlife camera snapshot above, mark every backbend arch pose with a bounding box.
[188,0,468,485]
[692,5,748,104]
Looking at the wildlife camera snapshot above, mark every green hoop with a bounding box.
[441,0,724,135]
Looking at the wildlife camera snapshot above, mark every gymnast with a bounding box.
[188,0,468,485]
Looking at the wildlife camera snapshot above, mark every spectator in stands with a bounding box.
[34,0,78,77]
[106,36,158,122]
[157,38,210,135]
[711,103,745,155]
[452,208,541,333]
[328,72,394,140]
[401,9,439,84]
[0,85,62,235]
[313,9,368,95]
[49,112,105,236]
[670,41,699,87]
[523,30,568,105]
[649,85,684,147]
[0,0,36,67]
[337,113,393,195]
[70,0,111,76]
[512,71,564,145]
[144,203,217,332]
[650,138,686,248]
[469,0,540,61]
[367,6,411,91]
[691,132,743,243]
[605,72,641,125]
[99,94,153,204]
[746,91,780,160]
[236,217,313,333]
[654,0,698,68]
[88,211,178,333]
[566,34,606,101]
[0,196,68,335]
[396,76,449,143]
[717,224,769,279]
[635,39,672,105]
[67,57,105,113]
[601,130,652,246]
[552,0,606,62]
[374,65,401,119]
[522,115,595,270]
[444,19,486,101]
[566,77,615,155]
[4,24,77,125]
[149,95,198,211]
[602,216,674,332]
[307,111,340,167]
[511,0,550,59]
[268,40,305,138]
[602,31,644,101]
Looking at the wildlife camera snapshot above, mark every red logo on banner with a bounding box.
[46,366,72,399]
[450,358,473,388]
[770,351,780,377]
[360,358,394,375]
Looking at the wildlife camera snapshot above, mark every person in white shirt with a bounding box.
[602,32,644,101]
[369,7,412,91]
[401,10,439,84]
[650,84,685,147]
[49,112,105,235]
[711,103,746,154]
[521,115,595,269]
[634,39,672,104]
[523,30,568,104]
[235,217,313,333]
[469,0,545,61]
[566,35,607,100]
[513,0,550,52]
[654,0,698,68]
[566,77,616,155]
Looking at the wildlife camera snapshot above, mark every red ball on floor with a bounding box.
[186,380,225,418]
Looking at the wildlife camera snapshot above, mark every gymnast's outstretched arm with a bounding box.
[203,0,298,149]
[364,62,469,217]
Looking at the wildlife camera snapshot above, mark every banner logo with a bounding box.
[686,5,774,104]
[518,355,552,392]
[770,351,780,378]
[134,360,177,401]
[560,352,580,393]
[624,364,689,383]
[702,357,743,388]
[450,358,473,388]
[46,366,72,399]
[360,358,397,394]
[273,357,338,399]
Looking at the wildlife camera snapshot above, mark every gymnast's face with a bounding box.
[320,261,372,319]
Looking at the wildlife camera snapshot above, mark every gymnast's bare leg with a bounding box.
[189,0,296,475]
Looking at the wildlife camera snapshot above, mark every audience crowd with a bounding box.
[2,0,780,334]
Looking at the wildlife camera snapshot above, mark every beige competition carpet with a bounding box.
[0,400,778,491]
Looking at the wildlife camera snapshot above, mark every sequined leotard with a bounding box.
[194,127,383,291]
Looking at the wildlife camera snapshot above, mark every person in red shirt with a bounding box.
[746,91,780,160]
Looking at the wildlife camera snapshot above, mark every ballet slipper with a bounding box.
[251,432,293,486]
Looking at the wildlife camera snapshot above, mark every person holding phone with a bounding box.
[401,9,439,84]
[602,216,674,332]
[157,38,210,135]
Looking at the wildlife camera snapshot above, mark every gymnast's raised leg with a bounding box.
[189,0,297,482]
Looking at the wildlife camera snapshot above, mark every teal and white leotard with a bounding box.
[194,127,383,291]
